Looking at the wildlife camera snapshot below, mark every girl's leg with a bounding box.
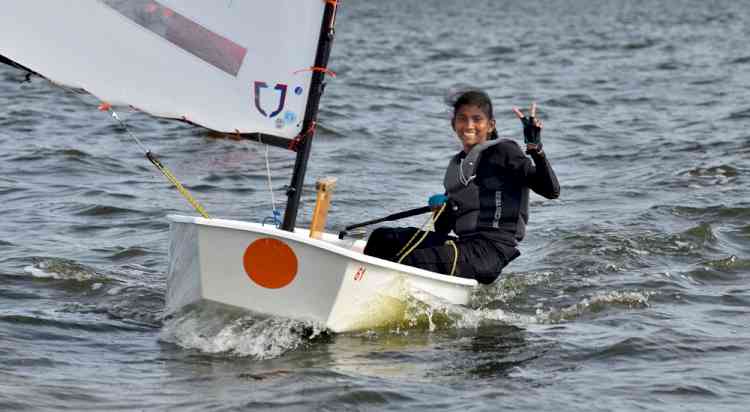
[401,237,515,284]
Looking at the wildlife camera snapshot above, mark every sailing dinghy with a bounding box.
[0,1,477,332]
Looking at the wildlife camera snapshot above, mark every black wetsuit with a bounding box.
[364,139,560,284]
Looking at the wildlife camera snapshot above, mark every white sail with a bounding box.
[0,0,325,138]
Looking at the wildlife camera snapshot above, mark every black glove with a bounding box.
[520,116,543,155]
[521,116,542,146]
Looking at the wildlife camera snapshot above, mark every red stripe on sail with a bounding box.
[104,0,247,76]
[164,9,246,76]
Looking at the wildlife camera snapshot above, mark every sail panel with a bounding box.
[0,1,326,138]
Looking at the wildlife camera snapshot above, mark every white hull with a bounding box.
[166,215,477,332]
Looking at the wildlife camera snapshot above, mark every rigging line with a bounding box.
[446,240,458,276]
[288,120,316,151]
[260,136,281,226]
[98,103,149,153]
[264,144,277,211]
[146,152,211,219]
[396,203,447,263]
[98,102,211,219]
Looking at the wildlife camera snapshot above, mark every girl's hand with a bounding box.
[512,102,543,153]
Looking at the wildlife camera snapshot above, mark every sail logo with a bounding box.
[254,82,288,118]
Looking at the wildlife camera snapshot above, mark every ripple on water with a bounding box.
[539,290,653,323]
[544,225,712,275]
[71,204,140,217]
[727,107,750,121]
[686,256,750,284]
[729,55,750,65]
[649,383,721,398]
[92,246,150,261]
[11,256,162,325]
[544,93,600,109]
[1,1,750,410]
[672,164,740,188]
[669,204,750,222]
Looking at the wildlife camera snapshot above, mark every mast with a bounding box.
[281,1,339,232]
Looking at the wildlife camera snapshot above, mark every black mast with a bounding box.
[281,1,339,232]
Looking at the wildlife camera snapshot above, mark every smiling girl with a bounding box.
[364,89,560,284]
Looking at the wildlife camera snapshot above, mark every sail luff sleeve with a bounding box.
[281,1,339,232]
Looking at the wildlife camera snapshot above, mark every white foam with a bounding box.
[23,260,99,282]
[24,265,60,279]
[106,286,122,296]
[160,305,326,359]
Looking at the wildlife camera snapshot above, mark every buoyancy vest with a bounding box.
[443,139,504,235]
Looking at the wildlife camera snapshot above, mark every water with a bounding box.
[2,0,749,410]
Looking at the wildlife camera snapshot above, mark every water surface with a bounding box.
[1,0,749,410]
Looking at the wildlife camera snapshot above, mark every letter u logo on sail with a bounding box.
[254,81,288,118]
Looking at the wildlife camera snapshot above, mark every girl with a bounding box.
[363,89,560,284]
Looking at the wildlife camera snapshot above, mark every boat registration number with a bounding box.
[353,266,366,282]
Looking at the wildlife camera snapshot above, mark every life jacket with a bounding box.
[443,139,503,235]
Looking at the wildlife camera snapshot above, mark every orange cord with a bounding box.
[293,66,337,78]
[288,121,316,151]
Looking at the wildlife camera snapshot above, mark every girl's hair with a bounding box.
[452,90,498,140]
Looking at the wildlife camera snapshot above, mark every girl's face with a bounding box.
[453,104,495,153]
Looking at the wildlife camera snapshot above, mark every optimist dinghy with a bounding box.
[0,0,477,332]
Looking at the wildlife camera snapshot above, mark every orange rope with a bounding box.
[288,121,316,152]
[231,129,243,141]
[324,0,339,6]
[293,66,337,78]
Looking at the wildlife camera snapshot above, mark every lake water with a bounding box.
[1,0,749,410]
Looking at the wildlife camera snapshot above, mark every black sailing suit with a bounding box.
[364,139,560,284]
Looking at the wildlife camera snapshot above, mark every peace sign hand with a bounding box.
[512,102,543,154]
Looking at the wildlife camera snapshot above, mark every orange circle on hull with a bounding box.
[243,238,298,289]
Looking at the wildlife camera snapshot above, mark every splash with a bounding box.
[159,302,327,359]
[369,281,540,334]
[160,272,565,355]
[473,271,554,306]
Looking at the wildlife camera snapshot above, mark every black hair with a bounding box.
[452,90,498,140]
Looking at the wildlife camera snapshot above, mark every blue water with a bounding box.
[1,0,749,410]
